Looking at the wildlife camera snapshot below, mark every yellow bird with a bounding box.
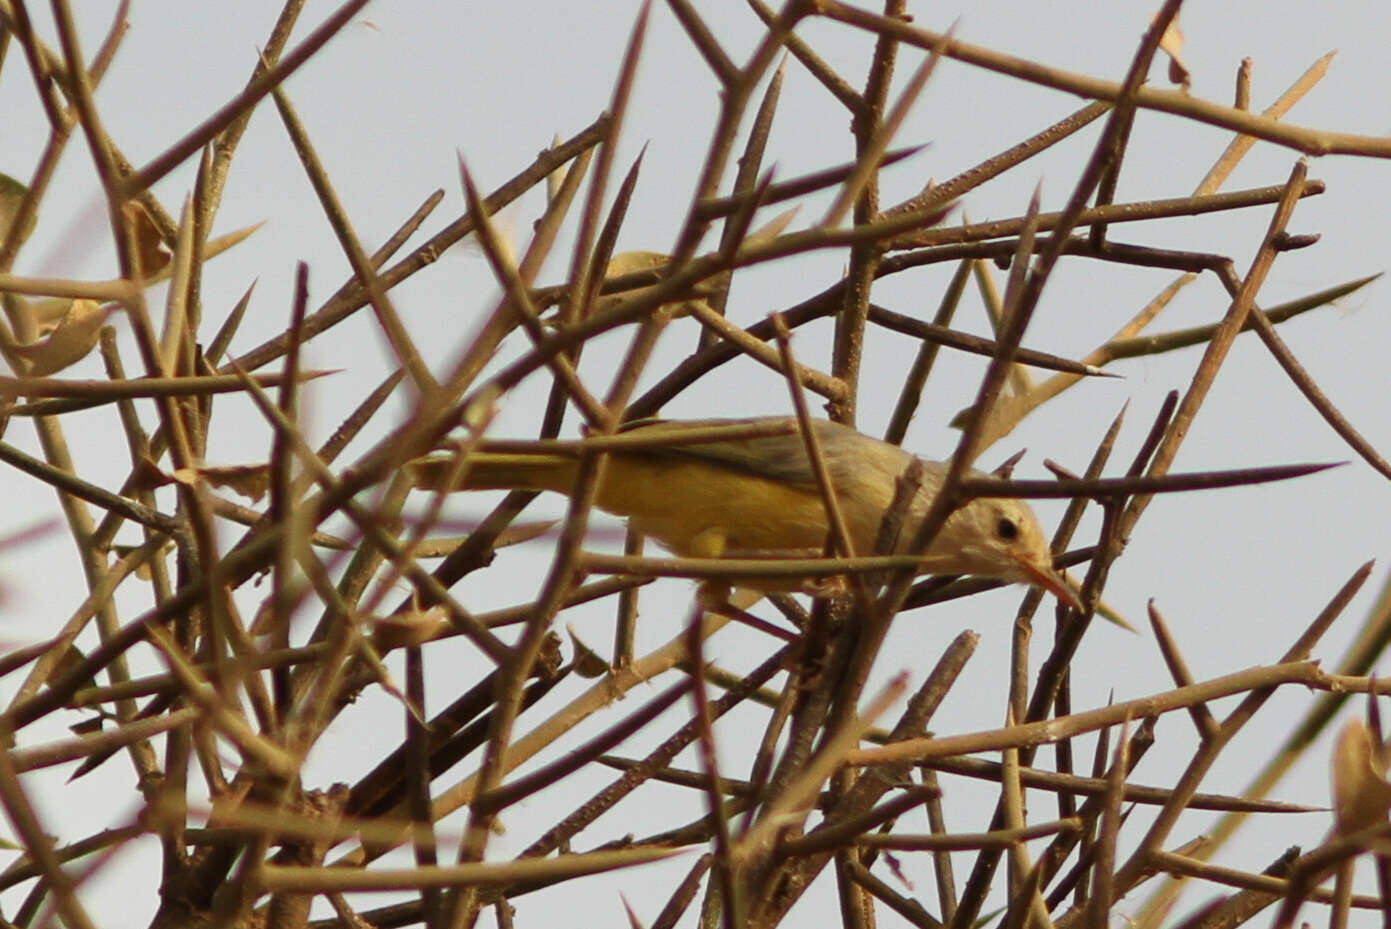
[410,417,1079,607]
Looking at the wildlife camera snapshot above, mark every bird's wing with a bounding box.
[616,417,864,488]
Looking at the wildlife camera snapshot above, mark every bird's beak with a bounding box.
[1012,554,1084,612]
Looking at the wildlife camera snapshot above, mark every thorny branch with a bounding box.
[0,4,1386,929]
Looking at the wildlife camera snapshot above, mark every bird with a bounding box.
[408,416,1079,607]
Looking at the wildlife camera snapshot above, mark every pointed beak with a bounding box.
[1012,554,1084,611]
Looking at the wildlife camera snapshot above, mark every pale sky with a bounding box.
[0,2,1389,927]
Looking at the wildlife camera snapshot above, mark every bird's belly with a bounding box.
[593,457,832,557]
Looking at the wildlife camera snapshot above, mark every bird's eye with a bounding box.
[995,517,1019,540]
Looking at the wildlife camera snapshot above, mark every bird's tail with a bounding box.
[408,452,579,494]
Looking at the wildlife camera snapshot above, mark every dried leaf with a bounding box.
[53,643,99,694]
[10,300,113,376]
[0,173,35,247]
[370,605,450,651]
[172,463,272,501]
[30,297,78,333]
[606,250,669,277]
[129,455,174,493]
[567,624,610,679]
[124,200,171,275]
[1155,14,1190,89]
[1331,717,1391,834]
[24,222,259,333]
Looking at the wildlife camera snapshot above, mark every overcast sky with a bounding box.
[0,3,1389,927]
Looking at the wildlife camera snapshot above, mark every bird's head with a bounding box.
[935,496,1082,610]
